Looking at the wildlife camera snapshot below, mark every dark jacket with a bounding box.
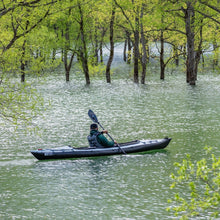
[87,130,114,148]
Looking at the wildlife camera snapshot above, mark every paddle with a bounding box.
[88,109,126,154]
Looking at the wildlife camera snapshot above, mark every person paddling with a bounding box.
[87,123,117,148]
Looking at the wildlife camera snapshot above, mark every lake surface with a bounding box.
[0,71,220,219]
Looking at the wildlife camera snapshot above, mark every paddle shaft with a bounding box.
[97,122,114,142]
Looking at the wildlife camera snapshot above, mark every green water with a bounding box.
[0,72,220,219]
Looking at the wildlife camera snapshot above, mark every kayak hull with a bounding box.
[31,138,171,160]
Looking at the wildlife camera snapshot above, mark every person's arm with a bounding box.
[97,133,115,147]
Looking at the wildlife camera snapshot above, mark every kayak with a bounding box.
[31,137,171,160]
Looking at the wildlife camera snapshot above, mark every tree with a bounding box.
[0,0,53,54]
[164,1,198,85]
[140,3,148,84]
[105,1,116,83]
[114,0,141,83]
[77,1,90,85]
[163,0,220,85]
[60,2,79,82]
[0,0,61,82]
[197,0,220,70]
[167,147,220,219]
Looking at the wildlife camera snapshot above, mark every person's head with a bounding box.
[90,123,98,130]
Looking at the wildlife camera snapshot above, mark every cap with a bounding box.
[90,123,98,129]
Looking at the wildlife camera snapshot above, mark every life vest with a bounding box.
[87,132,103,148]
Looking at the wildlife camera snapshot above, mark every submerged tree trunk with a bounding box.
[78,3,90,85]
[106,5,116,83]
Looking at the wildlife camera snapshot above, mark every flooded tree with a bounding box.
[78,2,90,85]
[114,0,140,83]
[106,3,116,83]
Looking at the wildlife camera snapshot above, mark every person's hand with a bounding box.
[102,130,108,134]
[114,140,117,144]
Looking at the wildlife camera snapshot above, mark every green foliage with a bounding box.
[88,63,107,76]
[167,147,220,219]
[0,76,44,133]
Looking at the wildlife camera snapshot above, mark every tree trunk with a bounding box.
[20,21,29,82]
[64,51,75,82]
[52,25,58,62]
[140,5,147,84]
[63,16,77,82]
[52,48,56,62]
[160,29,165,80]
[78,3,90,85]
[133,12,140,83]
[64,23,70,82]
[94,26,99,65]
[64,47,70,81]
[106,5,115,83]
[184,2,196,85]
[126,31,132,64]
[99,42,103,63]
[21,39,26,83]
[194,19,203,80]
[123,39,127,62]
[99,28,107,63]
[213,41,218,69]
[173,45,179,66]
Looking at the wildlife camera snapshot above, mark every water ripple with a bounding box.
[1,74,220,219]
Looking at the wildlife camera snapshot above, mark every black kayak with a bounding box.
[31,137,171,160]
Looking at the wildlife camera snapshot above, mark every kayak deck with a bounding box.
[31,138,171,160]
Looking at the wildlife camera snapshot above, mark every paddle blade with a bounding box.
[88,109,98,123]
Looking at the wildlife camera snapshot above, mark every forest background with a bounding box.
[1,0,220,131]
